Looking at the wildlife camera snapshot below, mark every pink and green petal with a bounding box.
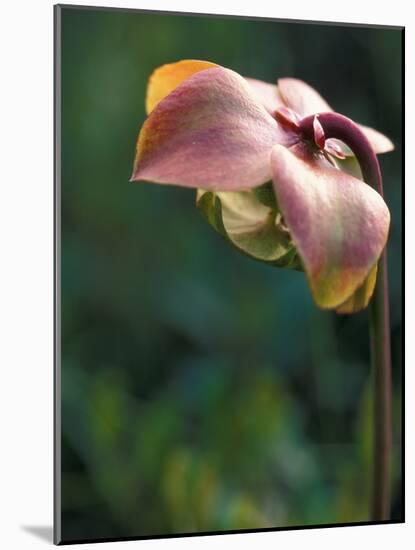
[270,145,390,309]
[145,59,217,114]
[132,67,292,191]
[336,264,378,314]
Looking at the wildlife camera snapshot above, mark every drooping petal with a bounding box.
[244,78,285,115]
[196,187,300,267]
[336,264,378,314]
[278,77,394,155]
[145,59,217,114]
[132,67,294,191]
[270,144,390,309]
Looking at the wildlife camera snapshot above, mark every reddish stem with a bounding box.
[300,113,392,521]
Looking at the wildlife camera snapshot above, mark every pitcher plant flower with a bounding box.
[131,60,392,314]
[130,59,395,522]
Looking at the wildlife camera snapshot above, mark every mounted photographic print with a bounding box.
[54,4,404,545]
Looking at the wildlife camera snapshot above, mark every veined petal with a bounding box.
[132,67,291,191]
[278,78,394,155]
[244,78,284,115]
[145,59,217,114]
[270,145,390,309]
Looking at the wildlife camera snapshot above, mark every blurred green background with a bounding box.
[59,5,403,542]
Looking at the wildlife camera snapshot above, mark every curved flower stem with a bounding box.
[300,113,392,521]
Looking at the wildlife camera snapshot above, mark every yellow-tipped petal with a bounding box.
[336,264,378,314]
[145,59,217,114]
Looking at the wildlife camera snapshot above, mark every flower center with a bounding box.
[274,108,346,160]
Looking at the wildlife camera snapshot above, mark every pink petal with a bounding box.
[278,77,332,118]
[132,67,293,191]
[271,145,390,309]
[359,125,394,154]
[244,77,285,115]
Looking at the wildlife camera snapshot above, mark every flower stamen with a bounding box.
[313,115,326,149]
[274,106,301,132]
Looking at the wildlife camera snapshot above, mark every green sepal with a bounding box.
[196,183,302,270]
